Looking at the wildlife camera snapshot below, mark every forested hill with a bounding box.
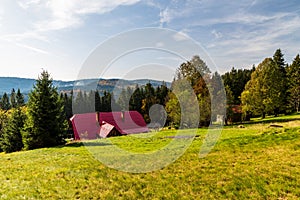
[0,77,170,95]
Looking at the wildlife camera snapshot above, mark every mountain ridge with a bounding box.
[0,77,171,96]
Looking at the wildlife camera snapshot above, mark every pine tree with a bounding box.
[130,86,144,113]
[63,93,73,119]
[1,93,10,110]
[10,88,16,108]
[74,90,83,114]
[272,49,287,114]
[222,67,254,104]
[287,54,300,112]
[22,70,68,150]
[95,90,101,112]
[118,87,132,111]
[273,49,286,73]
[0,108,26,153]
[16,89,25,107]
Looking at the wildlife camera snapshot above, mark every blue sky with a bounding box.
[0,0,300,81]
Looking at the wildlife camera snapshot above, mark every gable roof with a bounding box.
[70,111,148,140]
[98,111,148,134]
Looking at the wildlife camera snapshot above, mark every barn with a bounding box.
[70,111,149,140]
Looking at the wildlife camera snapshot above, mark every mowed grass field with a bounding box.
[0,114,300,199]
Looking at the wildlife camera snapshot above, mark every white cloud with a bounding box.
[1,31,49,42]
[155,42,164,47]
[172,30,189,41]
[17,0,140,32]
[18,0,41,10]
[209,18,300,69]
[159,7,171,27]
[211,30,222,39]
[15,42,50,55]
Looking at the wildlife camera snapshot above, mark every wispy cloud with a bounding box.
[7,0,141,44]
[0,37,50,55]
[15,42,50,55]
[172,29,190,41]
[18,0,41,10]
[30,0,141,31]
[159,7,170,27]
[1,31,49,42]
[211,30,222,39]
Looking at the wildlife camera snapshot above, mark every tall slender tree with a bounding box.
[1,93,10,110]
[95,90,101,112]
[10,88,16,108]
[16,89,25,107]
[22,70,68,150]
[287,54,300,112]
[273,49,287,113]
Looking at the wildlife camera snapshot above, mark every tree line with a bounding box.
[0,49,299,153]
[70,82,170,124]
[240,49,300,118]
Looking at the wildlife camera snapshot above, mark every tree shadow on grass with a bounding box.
[55,141,112,148]
[243,115,300,126]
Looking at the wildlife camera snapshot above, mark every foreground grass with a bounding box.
[0,115,300,199]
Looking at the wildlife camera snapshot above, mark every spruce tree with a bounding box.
[22,70,68,150]
[10,88,16,108]
[272,48,287,114]
[287,54,300,112]
[63,93,73,119]
[73,90,84,114]
[0,108,25,153]
[16,89,25,107]
[95,90,101,112]
[1,93,10,110]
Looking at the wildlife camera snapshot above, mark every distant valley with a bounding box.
[0,77,171,98]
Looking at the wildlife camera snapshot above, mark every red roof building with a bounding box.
[70,111,149,140]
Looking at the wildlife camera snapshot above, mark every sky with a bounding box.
[0,0,300,81]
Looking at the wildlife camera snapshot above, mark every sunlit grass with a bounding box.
[0,114,299,199]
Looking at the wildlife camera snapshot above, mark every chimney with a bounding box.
[96,112,100,125]
[121,110,125,121]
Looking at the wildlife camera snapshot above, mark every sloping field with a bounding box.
[0,114,300,199]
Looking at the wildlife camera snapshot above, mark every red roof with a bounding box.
[70,111,149,140]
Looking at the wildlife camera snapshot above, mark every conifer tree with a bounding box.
[73,90,84,114]
[0,108,25,153]
[22,70,68,150]
[1,93,10,110]
[273,49,287,114]
[287,54,300,112]
[16,89,25,107]
[95,90,101,112]
[63,93,73,119]
[10,88,16,108]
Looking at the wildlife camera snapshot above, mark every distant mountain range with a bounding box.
[0,77,171,97]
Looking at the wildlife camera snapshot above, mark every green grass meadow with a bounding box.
[1,114,300,199]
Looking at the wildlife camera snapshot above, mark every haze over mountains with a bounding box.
[0,77,171,96]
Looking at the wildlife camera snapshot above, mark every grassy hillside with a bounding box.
[0,114,300,199]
